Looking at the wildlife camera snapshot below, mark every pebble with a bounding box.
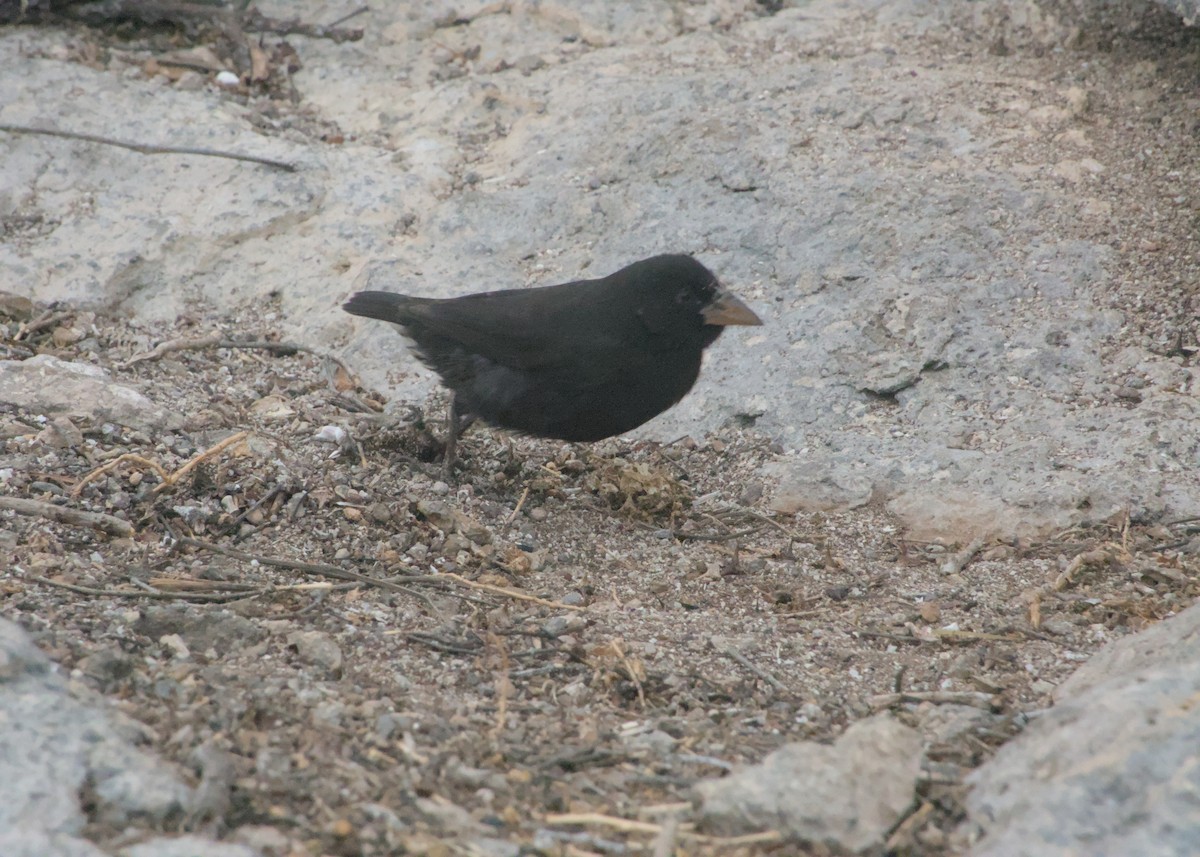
[313,701,346,727]
[407,544,429,561]
[288,631,343,676]
[417,499,456,531]
[314,424,347,444]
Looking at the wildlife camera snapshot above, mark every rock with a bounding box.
[1155,1,1199,25]
[135,605,264,653]
[0,291,34,320]
[694,714,922,852]
[769,462,874,515]
[965,602,1200,856]
[0,619,246,856]
[0,355,181,431]
[287,630,343,677]
[34,416,84,448]
[0,830,110,857]
[119,836,263,857]
[416,499,493,544]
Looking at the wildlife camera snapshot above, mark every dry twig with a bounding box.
[72,453,170,497]
[440,571,584,612]
[941,535,987,575]
[154,431,251,493]
[544,813,784,846]
[0,125,297,172]
[708,635,788,694]
[0,496,133,537]
[26,574,249,602]
[869,690,998,711]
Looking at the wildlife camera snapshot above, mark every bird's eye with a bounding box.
[675,289,690,305]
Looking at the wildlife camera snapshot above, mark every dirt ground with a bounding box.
[3,5,1200,857]
[3,303,1196,856]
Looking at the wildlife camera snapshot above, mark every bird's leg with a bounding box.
[442,395,477,478]
[443,396,461,478]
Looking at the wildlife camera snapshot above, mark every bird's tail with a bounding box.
[343,291,413,324]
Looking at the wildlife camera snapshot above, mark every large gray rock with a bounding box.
[694,714,922,852]
[0,355,182,431]
[0,620,251,857]
[965,603,1200,856]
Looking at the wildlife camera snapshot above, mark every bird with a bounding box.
[343,254,762,473]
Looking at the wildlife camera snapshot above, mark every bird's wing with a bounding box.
[402,282,629,382]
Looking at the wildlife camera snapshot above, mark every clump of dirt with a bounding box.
[584,457,693,518]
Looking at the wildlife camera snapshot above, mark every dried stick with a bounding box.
[869,690,998,710]
[503,486,530,525]
[0,125,297,172]
[72,453,170,497]
[121,333,357,390]
[708,635,787,693]
[176,536,410,590]
[28,575,247,602]
[651,815,680,857]
[154,431,251,493]
[243,6,366,41]
[941,535,986,575]
[544,814,783,847]
[16,309,72,341]
[439,571,584,612]
[0,496,133,537]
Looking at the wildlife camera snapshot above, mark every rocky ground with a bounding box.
[3,1,1200,855]
[3,299,1197,855]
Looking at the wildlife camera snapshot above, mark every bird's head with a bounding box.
[626,255,762,347]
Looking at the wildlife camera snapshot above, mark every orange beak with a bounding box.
[702,288,762,326]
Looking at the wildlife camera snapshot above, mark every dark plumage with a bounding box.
[343,254,761,471]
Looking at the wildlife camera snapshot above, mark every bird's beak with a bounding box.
[702,289,763,326]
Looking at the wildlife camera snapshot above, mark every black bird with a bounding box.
[343,254,762,472]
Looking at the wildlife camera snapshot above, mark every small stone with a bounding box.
[737,481,765,506]
[443,533,472,555]
[367,502,393,523]
[35,416,84,448]
[417,499,456,531]
[315,424,347,444]
[456,513,493,545]
[250,394,295,420]
[159,634,191,660]
[288,631,343,676]
[313,701,345,727]
[1041,618,1075,637]
[515,54,545,75]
